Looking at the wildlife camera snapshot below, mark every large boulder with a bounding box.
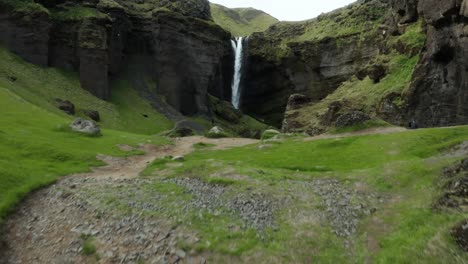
[70,118,101,136]
[335,111,371,128]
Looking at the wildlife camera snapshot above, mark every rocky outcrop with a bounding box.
[242,0,387,127]
[0,0,233,116]
[404,0,468,127]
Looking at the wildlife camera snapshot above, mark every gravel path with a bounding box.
[0,137,257,264]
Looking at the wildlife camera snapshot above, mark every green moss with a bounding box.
[3,0,49,14]
[0,47,172,135]
[51,6,109,22]
[0,87,169,222]
[293,53,419,130]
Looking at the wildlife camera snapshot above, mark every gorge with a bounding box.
[1,0,468,263]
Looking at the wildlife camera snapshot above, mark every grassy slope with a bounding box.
[0,47,172,135]
[144,127,468,262]
[210,3,278,36]
[0,87,170,222]
[0,47,173,222]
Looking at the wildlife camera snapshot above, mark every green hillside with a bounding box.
[210,3,278,36]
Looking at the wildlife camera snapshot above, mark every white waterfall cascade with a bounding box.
[230,36,245,109]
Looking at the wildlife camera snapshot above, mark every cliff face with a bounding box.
[0,0,233,116]
[242,0,389,127]
[242,0,468,132]
[404,0,468,127]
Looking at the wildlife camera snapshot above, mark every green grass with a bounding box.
[2,0,49,14]
[0,46,172,222]
[142,125,468,262]
[81,235,97,256]
[330,119,393,134]
[0,47,172,135]
[210,3,278,36]
[51,6,109,21]
[292,53,420,130]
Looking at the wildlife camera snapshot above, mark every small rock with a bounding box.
[172,156,185,162]
[55,98,75,115]
[83,110,100,122]
[175,249,186,258]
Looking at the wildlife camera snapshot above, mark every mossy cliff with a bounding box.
[242,0,468,133]
[0,0,233,118]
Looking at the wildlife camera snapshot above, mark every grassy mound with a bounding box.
[210,3,278,36]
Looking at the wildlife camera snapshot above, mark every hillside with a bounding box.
[1,0,468,263]
[210,3,278,36]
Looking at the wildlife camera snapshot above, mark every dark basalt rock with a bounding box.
[55,98,75,115]
[405,0,468,127]
[83,110,100,122]
[0,0,233,117]
[286,94,311,110]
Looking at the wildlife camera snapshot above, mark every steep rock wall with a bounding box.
[0,0,233,116]
[404,0,468,127]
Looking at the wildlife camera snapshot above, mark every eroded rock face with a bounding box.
[0,0,233,116]
[0,4,51,66]
[242,1,386,127]
[405,0,468,127]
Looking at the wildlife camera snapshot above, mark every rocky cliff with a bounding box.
[0,0,233,117]
[404,0,468,127]
[242,0,468,132]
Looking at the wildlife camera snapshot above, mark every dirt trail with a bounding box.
[0,136,257,264]
[77,136,258,180]
[304,127,408,141]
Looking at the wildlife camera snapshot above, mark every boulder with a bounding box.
[55,99,75,115]
[451,219,468,252]
[335,111,371,128]
[83,110,100,122]
[70,118,101,136]
[167,120,204,138]
[261,129,280,140]
[206,126,228,138]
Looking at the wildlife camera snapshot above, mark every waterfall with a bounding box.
[231,37,245,109]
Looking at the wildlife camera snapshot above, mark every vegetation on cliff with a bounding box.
[210,3,278,36]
